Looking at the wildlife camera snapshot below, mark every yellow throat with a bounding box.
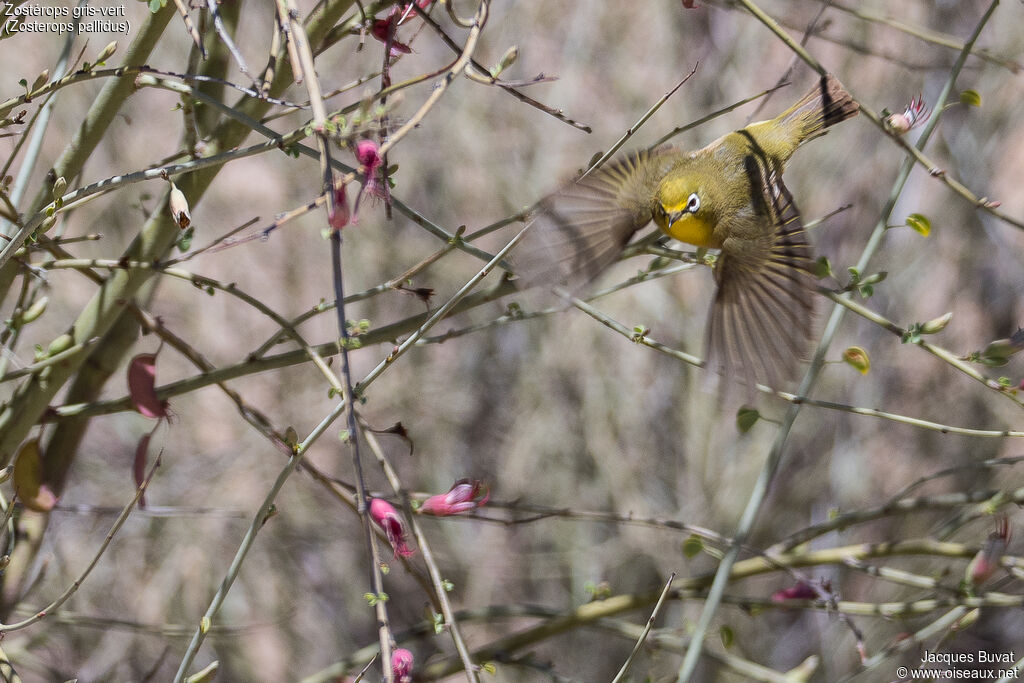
[658,211,717,248]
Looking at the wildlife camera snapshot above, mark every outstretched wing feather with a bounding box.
[513,150,664,290]
[707,156,817,394]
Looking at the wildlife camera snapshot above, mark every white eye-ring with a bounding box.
[686,193,700,213]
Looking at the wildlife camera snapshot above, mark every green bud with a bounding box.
[16,296,48,325]
[46,333,74,356]
[96,41,118,64]
[31,69,49,93]
[860,271,887,286]
[959,89,982,107]
[491,45,519,77]
[51,176,66,201]
[920,312,952,335]
[978,338,1020,366]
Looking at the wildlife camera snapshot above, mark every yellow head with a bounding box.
[654,173,720,249]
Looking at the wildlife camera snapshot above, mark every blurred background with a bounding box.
[1,0,1023,680]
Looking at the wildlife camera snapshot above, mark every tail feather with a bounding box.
[776,73,859,143]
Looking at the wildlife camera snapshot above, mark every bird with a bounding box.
[513,73,859,394]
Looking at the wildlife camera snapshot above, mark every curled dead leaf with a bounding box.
[14,439,57,512]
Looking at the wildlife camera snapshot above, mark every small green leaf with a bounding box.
[200,616,211,634]
[812,256,832,280]
[906,213,931,236]
[735,406,759,433]
[441,579,454,592]
[682,535,704,559]
[176,225,194,252]
[719,624,735,649]
[959,89,982,107]
[481,662,497,675]
[363,591,388,606]
[842,346,870,375]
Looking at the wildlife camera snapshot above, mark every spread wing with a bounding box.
[512,150,665,291]
[707,154,817,395]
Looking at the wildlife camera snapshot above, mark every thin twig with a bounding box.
[611,573,676,683]
[0,452,162,632]
[205,0,258,87]
[581,64,698,178]
[279,0,395,678]
[378,0,489,158]
[171,0,205,57]
[412,2,591,133]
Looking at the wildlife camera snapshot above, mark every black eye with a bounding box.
[686,193,700,213]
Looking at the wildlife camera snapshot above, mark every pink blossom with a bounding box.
[420,479,490,516]
[371,17,412,55]
[370,2,434,56]
[369,498,415,558]
[391,648,414,683]
[885,94,930,135]
[351,140,387,219]
[356,140,382,175]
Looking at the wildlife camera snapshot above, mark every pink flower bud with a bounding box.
[770,581,817,604]
[128,353,168,418]
[420,479,490,516]
[328,182,350,231]
[369,498,415,558]
[966,517,1011,587]
[391,648,414,683]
